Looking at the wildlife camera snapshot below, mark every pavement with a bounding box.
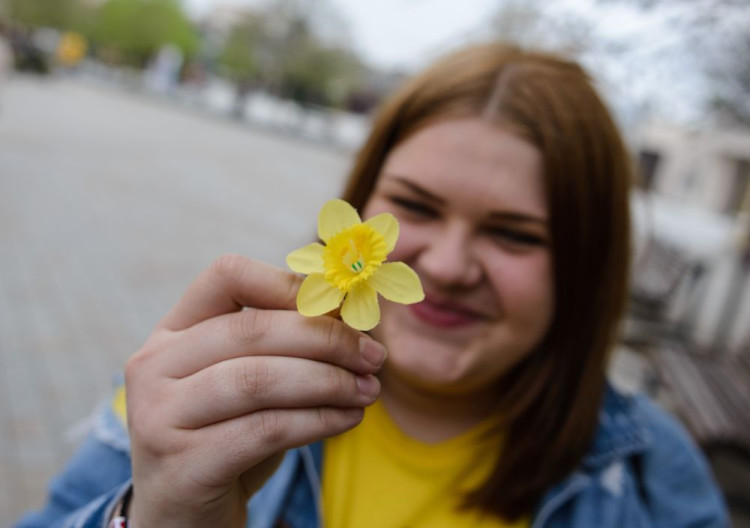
[0,73,349,525]
[0,73,746,527]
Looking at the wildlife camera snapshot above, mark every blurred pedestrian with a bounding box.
[146,43,183,96]
[55,31,87,69]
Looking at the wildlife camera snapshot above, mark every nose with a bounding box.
[416,222,482,289]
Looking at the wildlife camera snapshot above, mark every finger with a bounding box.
[155,309,385,378]
[172,356,380,428]
[158,255,301,332]
[189,406,364,484]
[239,452,286,499]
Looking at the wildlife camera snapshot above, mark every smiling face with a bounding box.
[364,118,554,398]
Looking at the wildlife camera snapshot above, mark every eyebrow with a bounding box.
[389,176,445,205]
[488,212,548,225]
[386,175,548,225]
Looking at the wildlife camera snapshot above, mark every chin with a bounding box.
[374,322,492,394]
[382,353,497,397]
[372,303,530,396]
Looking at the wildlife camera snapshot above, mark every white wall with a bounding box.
[634,123,750,356]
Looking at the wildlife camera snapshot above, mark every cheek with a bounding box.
[364,201,425,263]
[387,223,426,263]
[486,253,554,327]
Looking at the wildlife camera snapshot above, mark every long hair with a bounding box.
[342,42,633,521]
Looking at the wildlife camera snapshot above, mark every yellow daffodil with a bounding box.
[287,199,424,331]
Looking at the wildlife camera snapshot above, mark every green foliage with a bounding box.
[7,0,370,107]
[217,15,261,81]
[280,44,364,107]
[216,1,366,108]
[5,0,198,67]
[92,0,198,66]
[6,0,92,31]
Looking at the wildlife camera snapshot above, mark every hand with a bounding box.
[124,255,385,528]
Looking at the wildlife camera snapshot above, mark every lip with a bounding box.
[408,295,487,328]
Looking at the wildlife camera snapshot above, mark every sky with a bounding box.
[324,0,501,70]
[184,0,499,71]
[181,0,712,125]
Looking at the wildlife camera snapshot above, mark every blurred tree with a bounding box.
[7,0,79,29]
[216,12,262,82]
[215,0,366,108]
[600,0,750,126]
[92,0,198,67]
[709,29,750,126]
[6,0,96,33]
[281,41,365,107]
[489,0,592,56]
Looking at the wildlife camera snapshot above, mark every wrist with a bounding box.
[126,490,247,528]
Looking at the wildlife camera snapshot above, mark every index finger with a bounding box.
[158,254,301,331]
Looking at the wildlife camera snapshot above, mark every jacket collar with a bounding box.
[531,384,654,527]
[580,383,652,470]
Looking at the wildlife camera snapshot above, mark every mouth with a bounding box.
[408,295,487,328]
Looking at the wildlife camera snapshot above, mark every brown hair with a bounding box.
[342,42,633,521]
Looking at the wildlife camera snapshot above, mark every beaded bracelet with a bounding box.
[108,485,132,528]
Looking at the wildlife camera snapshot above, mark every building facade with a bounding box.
[632,122,750,356]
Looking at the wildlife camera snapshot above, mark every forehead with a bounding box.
[379,118,547,217]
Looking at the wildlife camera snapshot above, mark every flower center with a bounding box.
[342,239,366,273]
[323,223,387,292]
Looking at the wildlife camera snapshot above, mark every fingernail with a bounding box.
[344,407,364,423]
[356,375,380,399]
[360,337,387,368]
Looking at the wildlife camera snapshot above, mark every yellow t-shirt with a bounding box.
[322,400,529,528]
[112,385,128,427]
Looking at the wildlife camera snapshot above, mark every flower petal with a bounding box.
[368,262,425,304]
[365,213,399,252]
[340,283,380,331]
[296,273,345,317]
[318,199,361,242]
[286,243,325,274]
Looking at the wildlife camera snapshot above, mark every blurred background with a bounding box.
[0,0,748,525]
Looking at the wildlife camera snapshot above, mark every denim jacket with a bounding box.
[14,384,730,528]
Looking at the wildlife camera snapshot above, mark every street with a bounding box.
[0,73,349,525]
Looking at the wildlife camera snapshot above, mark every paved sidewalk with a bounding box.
[0,74,349,525]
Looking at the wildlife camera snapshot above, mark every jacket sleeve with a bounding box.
[13,401,133,528]
[636,396,731,528]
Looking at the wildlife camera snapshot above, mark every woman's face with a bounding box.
[364,118,554,397]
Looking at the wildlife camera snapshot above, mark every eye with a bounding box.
[389,196,438,219]
[487,226,546,247]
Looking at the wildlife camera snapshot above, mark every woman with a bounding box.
[16,43,728,528]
